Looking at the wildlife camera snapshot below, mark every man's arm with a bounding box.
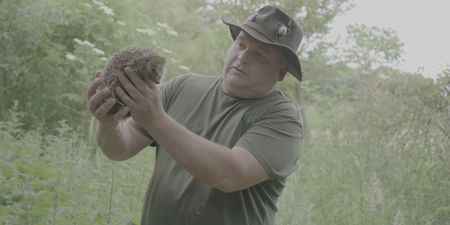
[96,121,152,161]
[116,68,270,192]
[147,115,269,192]
[87,72,153,161]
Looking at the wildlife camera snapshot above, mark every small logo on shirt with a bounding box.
[242,107,259,126]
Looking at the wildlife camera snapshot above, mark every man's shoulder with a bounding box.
[161,73,220,107]
[167,73,218,88]
[251,91,302,122]
[263,91,299,112]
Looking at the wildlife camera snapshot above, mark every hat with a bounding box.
[222,5,304,81]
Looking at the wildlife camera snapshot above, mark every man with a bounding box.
[87,5,304,225]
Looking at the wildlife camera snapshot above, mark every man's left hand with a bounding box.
[116,67,165,127]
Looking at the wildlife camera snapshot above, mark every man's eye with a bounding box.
[256,52,267,61]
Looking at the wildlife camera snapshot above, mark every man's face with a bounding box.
[222,32,287,99]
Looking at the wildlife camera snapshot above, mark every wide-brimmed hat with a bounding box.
[222,5,304,81]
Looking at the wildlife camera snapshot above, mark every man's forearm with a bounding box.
[96,121,128,160]
[96,120,153,161]
[142,114,268,192]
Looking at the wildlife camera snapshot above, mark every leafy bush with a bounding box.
[0,0,227,134]
[276,73,450,225]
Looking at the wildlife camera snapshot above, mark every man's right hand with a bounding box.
[86,70,130,126]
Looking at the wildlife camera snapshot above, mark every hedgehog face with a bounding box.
[145,56,166,84]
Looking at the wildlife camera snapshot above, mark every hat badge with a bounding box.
[276,23,289,40]
[287,19,293,28]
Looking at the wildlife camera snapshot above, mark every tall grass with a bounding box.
[276,79,450,225]
[0,107,154,225]
[1,105,448,225]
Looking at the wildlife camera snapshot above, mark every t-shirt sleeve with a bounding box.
[235,102,303,179]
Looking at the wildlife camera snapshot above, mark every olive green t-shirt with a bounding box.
[128,74,303,225]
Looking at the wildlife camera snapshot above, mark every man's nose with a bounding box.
[237,49,250,65]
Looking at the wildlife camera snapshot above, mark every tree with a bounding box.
[343,24,404,71]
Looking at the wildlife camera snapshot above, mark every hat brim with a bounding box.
[222,14,303,82]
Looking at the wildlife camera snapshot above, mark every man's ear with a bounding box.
[278,63,288,81]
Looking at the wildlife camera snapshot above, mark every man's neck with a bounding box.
[220,80,275,99]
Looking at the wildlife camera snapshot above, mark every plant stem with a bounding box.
[108,165,114,224]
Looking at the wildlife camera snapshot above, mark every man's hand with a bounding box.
[87,70,129,126]
[86,70,154,161]
[116,67,165,127]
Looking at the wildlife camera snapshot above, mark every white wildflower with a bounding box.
[156,22,172,30]
[393,210,405,225]
[116,20,126,26]
[65,53,77,61]
[73,38,82,44]
[178,65,189,71]
[195,5,214,14]
[156,22,178,37]
[136,28,155,36]
[99,5,114,16]
[92,0,114,17]
[162,49,173,54]
[379,74,388,80]
[92,48,105,55]
[368,171,384,209]
[83,3,92,9]
[74,38,95,48]
[297,6,308,19]
[92,0,103,6]
[100,57,108,61]
[166,30,178,36]
[82,40,95,48]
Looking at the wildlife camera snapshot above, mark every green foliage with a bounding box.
[0,0,117,133]
[0,111,154,225]
[0,0,354,133]
[1,0,449,224]
[276,72,450,225]
[343,24,404,70]
[1,74,448,224]
[0,0,229,134]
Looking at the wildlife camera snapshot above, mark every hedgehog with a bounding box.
[97,47,167,117]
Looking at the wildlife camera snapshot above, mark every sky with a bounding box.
[328,0,450,78]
